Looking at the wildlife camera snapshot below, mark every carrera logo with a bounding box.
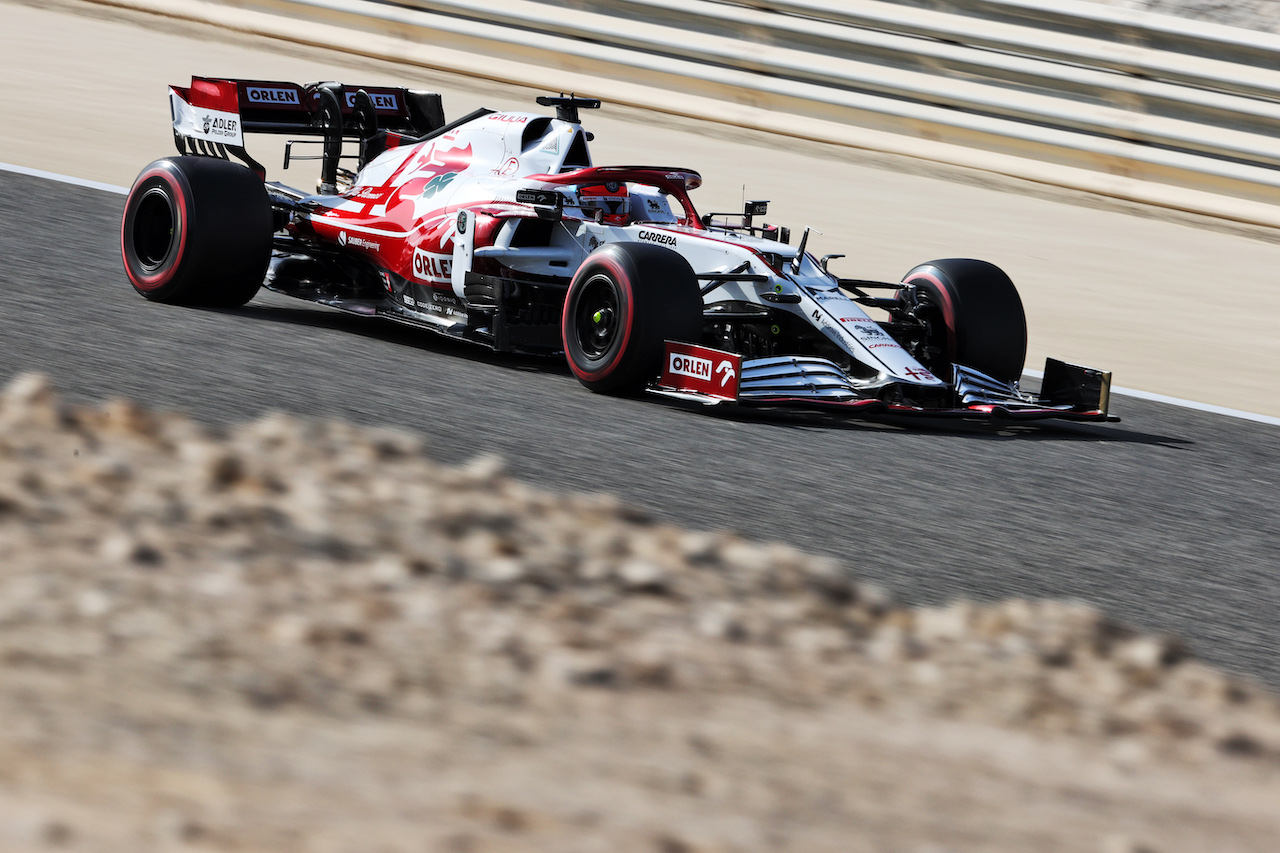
[246,86,299,105]
[638,230,676,247]
[668,353,712,380]
[413,248,452,283]
[345,91,398,111]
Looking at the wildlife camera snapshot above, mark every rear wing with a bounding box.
[169,77,445,185]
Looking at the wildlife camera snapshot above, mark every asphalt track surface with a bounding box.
[1,171,1277,688]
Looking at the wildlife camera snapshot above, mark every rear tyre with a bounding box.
[901,258,1027,383]
[120,156,271,306]
[562,243,702,394]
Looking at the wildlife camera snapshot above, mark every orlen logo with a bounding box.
[668,352,711,380]
[413,248,452,284]
[246,86,300,105]
[345,91,398,110]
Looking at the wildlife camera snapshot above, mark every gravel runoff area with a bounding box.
[0,372,1278,852]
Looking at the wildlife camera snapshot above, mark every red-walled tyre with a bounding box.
[120,156,271,307]
[901,258,1027,383]
[562,243,703,394]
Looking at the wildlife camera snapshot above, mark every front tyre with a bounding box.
[120,156,271,306]
[901,258,1027,383]
[562,243,702,394]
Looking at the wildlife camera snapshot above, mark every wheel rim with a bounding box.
[574,274,620,361]
[132,186,176,271]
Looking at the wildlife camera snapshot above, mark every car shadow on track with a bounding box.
[208,300,568,375]
[688,399,1189,447]
[212,301,1187,448]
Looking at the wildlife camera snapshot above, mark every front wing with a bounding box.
[653,343,1117,422]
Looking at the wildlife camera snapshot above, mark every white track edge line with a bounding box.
[1022,369,1280,427]
[4,161,1275,427]
[1,162,129,195]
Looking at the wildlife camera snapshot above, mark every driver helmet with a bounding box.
[578,182,630,225]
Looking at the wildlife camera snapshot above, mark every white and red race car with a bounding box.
[121,77,1113,420]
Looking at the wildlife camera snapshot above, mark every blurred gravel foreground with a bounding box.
[0,373,1277,851]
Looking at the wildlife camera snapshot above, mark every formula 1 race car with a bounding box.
[120,77,1114,421]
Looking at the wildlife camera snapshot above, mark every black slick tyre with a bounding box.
[901,258,1027,383]
[120,156,271,306]
[562,242,702,394]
